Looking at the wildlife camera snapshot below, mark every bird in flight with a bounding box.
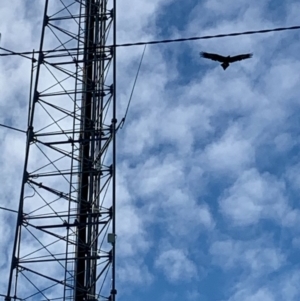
[200,51,253,70]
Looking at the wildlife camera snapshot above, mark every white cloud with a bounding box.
[210,237,285,275]
[120,155,214,239]
[219,168,291,226]
[155,248,198,282]
[278,270,300,300]
[201,125,255,176]
[118,259,153,286]
[274,132,295,153]
[228,287,275,301]
[224,269,300,301]
[285,163,300,193]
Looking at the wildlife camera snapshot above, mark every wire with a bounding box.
[120,44,147,129]
[0,45,33,61]
[1,25,300,58]
[115,25,300,47]
[0,123,26,133]
[0,206,18,214]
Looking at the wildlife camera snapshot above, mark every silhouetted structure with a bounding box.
[5,1,117,301]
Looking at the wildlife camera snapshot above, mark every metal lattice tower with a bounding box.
[5,1,117,300]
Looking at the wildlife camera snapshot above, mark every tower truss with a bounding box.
[5,1,117,301]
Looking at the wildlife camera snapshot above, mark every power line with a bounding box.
[1,25,300,58]
[115,25,300,47]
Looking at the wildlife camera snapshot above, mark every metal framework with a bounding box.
[5,0,117,300]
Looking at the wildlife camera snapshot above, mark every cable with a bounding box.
[115,25,300,47]
[1,25,300,58]
[0,206,18,214]
[0,45,33,61]
[120,45,147,129]
[0,123,26,133]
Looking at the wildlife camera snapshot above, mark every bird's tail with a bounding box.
[221,62,229,70]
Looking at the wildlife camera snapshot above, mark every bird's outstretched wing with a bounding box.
[229,53,253,62]
[200,52,227,62]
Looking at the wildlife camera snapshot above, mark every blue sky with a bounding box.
[1,0,300,300]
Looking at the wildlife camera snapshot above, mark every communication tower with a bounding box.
[5,1,117,300]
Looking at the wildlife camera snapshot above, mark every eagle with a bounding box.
[200,51,253,70]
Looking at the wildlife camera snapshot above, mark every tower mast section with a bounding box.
[5,1,117,300]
